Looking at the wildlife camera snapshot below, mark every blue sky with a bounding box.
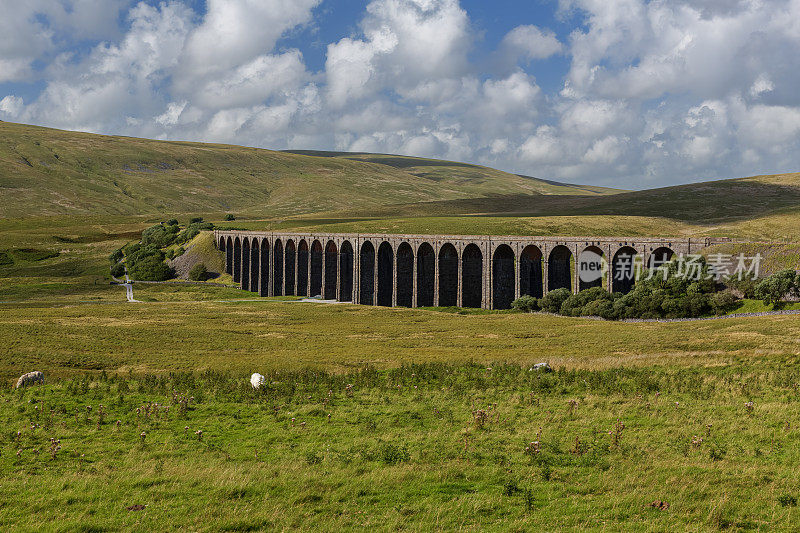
[2,0,800,189]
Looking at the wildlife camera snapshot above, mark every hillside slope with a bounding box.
[283,150,620,196]
[0,122,617,219]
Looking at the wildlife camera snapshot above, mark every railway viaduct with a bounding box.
[213,231,726,310]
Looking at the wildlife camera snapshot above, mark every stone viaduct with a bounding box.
[213,231,726,310]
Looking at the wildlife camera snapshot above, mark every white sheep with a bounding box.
[15,371,44,389]
[250,373,265,389]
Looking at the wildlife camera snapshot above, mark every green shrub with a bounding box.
[190,217,204,224]
[225,214,236,221]
[174,246,186,258]
[725,272,758,299]
[710,289,739,315]
[166,219,178,226]
[511,295,539,312]
[141,224,178,248]
[108,249,124,264]
[754,269,797,305]
[188,263,209,281]
[126,244,173,281]
[0,251,13,266]
[539,288,572,313]
[110,263,125,278]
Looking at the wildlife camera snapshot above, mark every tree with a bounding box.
[754,269,797,305]
[188,263,209,281]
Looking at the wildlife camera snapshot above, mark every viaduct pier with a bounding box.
[214,231,726,310]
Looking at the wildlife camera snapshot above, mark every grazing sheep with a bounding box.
[15,371,44,389]
[250,373,265,389]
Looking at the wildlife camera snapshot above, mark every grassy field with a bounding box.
[4,121,800,529]
[3,312,800,530]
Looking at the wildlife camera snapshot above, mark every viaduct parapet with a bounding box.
[214,231,728,310]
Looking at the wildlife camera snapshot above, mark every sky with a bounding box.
[2,0,800,189]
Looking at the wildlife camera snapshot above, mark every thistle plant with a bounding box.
[609,419,625,449]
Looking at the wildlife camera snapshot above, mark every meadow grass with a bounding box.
[3,364,800,531]
[3,298,800,380]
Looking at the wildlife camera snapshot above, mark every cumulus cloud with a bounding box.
[500,25,563,64]
[2,0,800,188]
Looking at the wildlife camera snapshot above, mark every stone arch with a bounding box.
[612,246,638,294]
[548,245,573,292]
[492,244,515,310]
[340,240,354,302]
[285,239,296,296]
[259,239,269,297]
[578,245,605,291]
[396,242,413,307]
[438,243,458,307]
[249,238,260,293]
[233,237,241,283]
[520,245,543,298]
[377,241,394,306]
[416,242,435,307]
[241,238,251,291]
[462,243,483,308]
[649,246,675,270]
[297,240,309,297]
[324,240,338,300]
[310,240,323,297]
[273,239,284,296]
[225,236,233,275]
[359,241,375,305]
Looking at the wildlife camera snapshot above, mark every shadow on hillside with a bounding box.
[343,179,800,225]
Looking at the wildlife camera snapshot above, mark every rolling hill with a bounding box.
[0,121,618,219]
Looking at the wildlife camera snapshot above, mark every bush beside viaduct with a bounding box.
[214,231,727,310]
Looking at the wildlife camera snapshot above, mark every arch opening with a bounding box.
[273,239,284,296]
[416,243,435,307]
[225,237,233,275]
[377,242,394,307]
[233,237,241,283]
[259,239,269,296]
[241,238,251,291]
[649,247,675,270]
[396,243,413,307]
[578,245,605,292]
[324,240,338,300]
[548,245,573,292]
[310,240,322,297]
[492,244,515,309]
[462,244,483,308]
[297,240,308,297]
[519,245,543,298]
[285,240,296,296]
[359,241,375,305]
[438,243,458,307]
[340,241,354,302]
[612,246,638,294]
[249,239,260,293]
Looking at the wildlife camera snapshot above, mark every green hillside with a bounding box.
[0,121,617,219]
[256,171,800,242]
[283,149,620,196]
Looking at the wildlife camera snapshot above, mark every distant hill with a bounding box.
[283,150,620,196]
[0,122,618,219]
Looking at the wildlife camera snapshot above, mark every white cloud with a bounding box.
[501,25,563,62]
[0,95,24,117]
[5,0,800,188]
